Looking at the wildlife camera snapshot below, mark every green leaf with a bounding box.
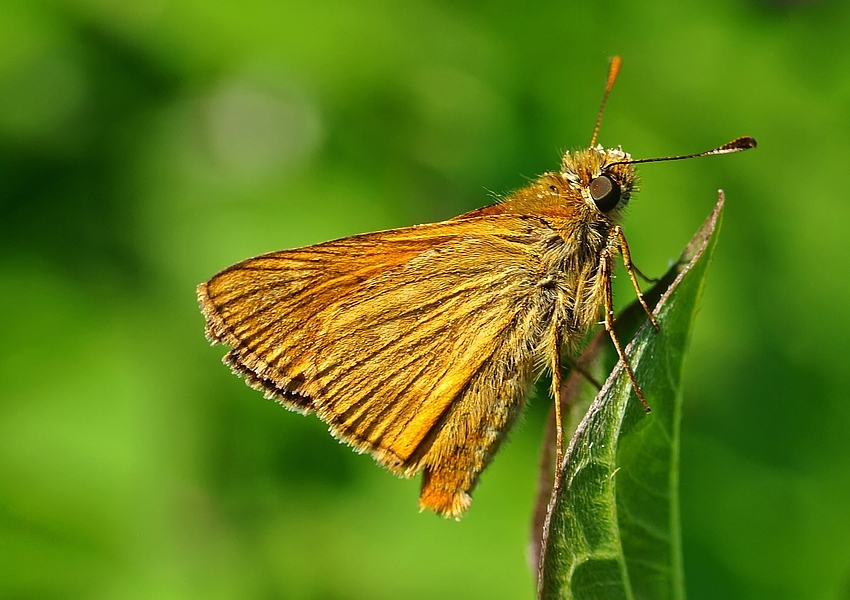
[535,193,725,600]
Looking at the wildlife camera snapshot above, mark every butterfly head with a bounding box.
[560,145,638,220]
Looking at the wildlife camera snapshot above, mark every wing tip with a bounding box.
[199,276,316,416]
[197,279,227,346]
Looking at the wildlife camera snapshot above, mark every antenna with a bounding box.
[607,136,757,167]
[589,55,622,147]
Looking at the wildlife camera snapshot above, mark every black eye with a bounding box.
[589,174,621,213]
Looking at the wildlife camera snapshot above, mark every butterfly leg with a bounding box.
[633,264,660,284]
[551,325,565,465]
[600,248,652,413]
[613,226,660,331]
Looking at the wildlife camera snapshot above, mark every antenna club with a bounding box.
[590,56,623,147]
[607,56,622,90]
[727,136,757,150]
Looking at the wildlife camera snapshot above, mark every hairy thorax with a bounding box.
[497,157,629,354]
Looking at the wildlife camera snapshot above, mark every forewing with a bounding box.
[199,227,439,411]
[198,216,557,473]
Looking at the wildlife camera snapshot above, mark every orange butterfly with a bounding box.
[198,57,755,518]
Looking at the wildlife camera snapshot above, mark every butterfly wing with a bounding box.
[198,214,567,516]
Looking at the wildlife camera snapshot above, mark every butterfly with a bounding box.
[197,56,755,518]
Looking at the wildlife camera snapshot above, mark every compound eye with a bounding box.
[589,174,621,213]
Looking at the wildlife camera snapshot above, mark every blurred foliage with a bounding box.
[1,0,849,599]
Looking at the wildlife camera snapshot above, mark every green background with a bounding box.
[2,0,848,598]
